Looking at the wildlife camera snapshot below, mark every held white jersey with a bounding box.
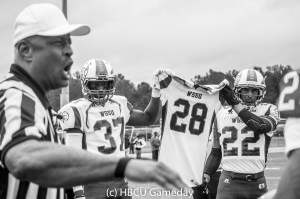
[277,70,300,156]
[216,103,280,173]
[158,73,223,187]
[58,95,132,158]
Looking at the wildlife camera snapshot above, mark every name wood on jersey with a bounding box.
[99,110,115,117]
[187,91,203,99]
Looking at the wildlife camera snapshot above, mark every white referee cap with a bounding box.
[13,3,90,45]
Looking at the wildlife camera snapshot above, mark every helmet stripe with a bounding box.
[246,69,257,82]
[95,59,108,76]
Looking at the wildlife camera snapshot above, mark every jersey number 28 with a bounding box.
[170,98,208,135]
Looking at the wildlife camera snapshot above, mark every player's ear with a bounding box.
[15,40,33,61]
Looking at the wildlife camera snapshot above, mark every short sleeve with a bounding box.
[268,104,280,125]
[58,105,82,130]
[0,88,46,166]
[120,97,131,124]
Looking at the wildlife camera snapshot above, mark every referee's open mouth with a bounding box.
[63,61,73,79]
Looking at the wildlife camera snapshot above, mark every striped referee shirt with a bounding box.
[0,64,64,199]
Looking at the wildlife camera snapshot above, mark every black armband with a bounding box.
[204,148,222,177]
[115,158,132,178]
[238,108,275,134]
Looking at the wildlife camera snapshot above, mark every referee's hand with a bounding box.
[124,159,187,190]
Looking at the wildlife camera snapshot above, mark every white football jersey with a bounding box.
[158,73,223,187]
[58,95,131,158]
[216,103,279,173]
[277,70,300,156]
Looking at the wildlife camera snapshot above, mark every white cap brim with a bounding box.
[37,24,90,37]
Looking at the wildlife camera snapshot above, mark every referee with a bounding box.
[0,3,186,199]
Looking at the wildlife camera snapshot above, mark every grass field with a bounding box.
[265,152,287,190]
[126,137,287,199]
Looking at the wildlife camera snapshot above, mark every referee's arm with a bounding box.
[4,139,187,190]
[4,140,120,187]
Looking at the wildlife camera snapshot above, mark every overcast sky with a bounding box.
[1,0,300,85]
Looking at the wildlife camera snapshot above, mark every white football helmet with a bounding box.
[80,58,115,105]
[233,69,266,106]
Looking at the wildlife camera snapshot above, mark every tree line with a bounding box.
[47,65,293,122]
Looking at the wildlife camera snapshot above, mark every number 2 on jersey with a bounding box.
[278,71,300,117]
[170,98,208,135]
[222,126,260,156]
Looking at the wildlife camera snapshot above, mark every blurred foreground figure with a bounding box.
[273,69,300,199]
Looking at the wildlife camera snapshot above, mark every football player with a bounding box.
[204,69,280,199]
[272,69,300,199]
[59,59,161,199]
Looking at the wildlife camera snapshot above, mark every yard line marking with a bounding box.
[265,167,281,170]
[267,163,288,165]
[266,177,281,180]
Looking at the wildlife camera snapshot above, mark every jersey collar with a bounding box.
[9,64,50,108]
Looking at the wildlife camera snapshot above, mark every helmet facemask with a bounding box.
[80,59,116,106]
[83,78,115,106]
[233,69,266,107]
[234,86,265,107]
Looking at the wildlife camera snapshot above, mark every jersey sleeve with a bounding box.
[264,104,280,137]
[115,96,132,124]
[267,104,280,126]
[58,105,82,131]
[0,88,47,166]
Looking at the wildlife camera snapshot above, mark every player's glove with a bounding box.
[191,180,209,199]
[153,68,176,77]
[203,173,210,184]
[152,68,176,89]
[152,74,161,98]
[220,84,241,106]
[152,68,176,98]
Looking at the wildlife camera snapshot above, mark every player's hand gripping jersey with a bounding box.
[59,95,132,157]
[277,69,300,155]
[157,71,225,187]
[216,103,279,173]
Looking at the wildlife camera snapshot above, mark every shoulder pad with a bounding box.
[113,95,127,102]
